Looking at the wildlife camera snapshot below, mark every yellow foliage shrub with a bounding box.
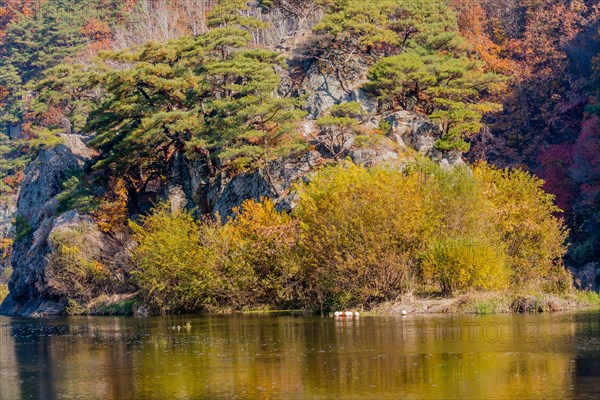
[0,283,8,303]
[422,238,509,294]
[224,199,300,307]
[130,205,225,313]
[47,223,111,304]
[130,200,302,311]
[1,265,13,303]
[127,161,572,313]
[294,162,436,310]
[473,163,570,292]
[0,238,12,270]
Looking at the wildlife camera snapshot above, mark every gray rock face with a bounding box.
[0,194,17,273]
[299,62,372,119]
[348,88,379,116]
[385,111,435,150]
[384,111,465,169]
[170,150,323,219]
[16,135,94,229]
[301,63,349,119]
[0,135,95,316]
[166,107,462,219]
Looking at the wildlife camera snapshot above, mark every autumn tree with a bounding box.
[474,163,570,291]
[0,0,124,132]
[568,116,600,265]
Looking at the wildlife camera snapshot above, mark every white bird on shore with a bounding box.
[401,310,408,316]
[334,311,342,317]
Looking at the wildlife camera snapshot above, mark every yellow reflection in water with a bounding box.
[1,312,596,400]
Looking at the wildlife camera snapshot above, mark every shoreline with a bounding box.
[80,290,600,317]
[2,290,599,318]
[370,291,600,316]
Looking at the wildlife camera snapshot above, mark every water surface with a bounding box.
[1,311,599,399]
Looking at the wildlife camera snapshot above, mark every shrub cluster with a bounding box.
[129,161,570,314]
[46,221,133,310]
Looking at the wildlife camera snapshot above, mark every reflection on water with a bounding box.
[0,312,599,399]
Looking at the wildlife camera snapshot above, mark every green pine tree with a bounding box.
[87,30,306,202]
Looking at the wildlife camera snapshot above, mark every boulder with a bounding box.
[301,63,349,119]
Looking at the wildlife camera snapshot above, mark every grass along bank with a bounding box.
[372,291,600,315]
[77,290,600,316]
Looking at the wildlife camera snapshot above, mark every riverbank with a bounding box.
[371,291,600,315]
[77,290,600,317]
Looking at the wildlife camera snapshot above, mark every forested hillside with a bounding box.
[0,0,598,316]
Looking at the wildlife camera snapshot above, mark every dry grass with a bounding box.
[371,290,600,315]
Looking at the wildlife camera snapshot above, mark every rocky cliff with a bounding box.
[164,62,464,219]
[0,194,17,273]
[165,107,463,220]
[0,135,96,316]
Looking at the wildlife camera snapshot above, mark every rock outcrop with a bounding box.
[165,108,462,219]
[382,111,465,169]
[0,135,96,316]
[296,62,377,120]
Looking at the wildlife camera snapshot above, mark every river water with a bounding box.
[0,311,598,399]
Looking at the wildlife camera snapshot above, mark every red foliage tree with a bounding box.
[572,116,600,204]
[538,143,576,212]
